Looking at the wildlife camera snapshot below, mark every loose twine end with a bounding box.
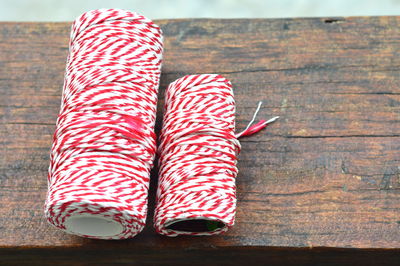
[235,101,279,138]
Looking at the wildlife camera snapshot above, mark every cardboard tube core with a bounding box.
[65,215,123,237]
[166,218,225,233]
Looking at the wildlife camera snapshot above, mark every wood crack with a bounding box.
[162,64,396,75]
[2,122,54,126]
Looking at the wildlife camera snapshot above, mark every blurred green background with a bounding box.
[1,0,400,21]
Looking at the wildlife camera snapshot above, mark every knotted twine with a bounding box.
[44,9,163,239]
[154,74,278,236]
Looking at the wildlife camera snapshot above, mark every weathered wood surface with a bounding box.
[0,17,399,264]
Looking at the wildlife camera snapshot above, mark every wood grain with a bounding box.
[0,17,399,264]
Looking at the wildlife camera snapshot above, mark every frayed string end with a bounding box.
[236,101,279,139]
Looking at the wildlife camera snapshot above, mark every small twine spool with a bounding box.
[154,74,278,236]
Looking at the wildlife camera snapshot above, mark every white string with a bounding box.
[262,116,280,126]
[242,101,264,133]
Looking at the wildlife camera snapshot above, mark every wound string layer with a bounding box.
[155,74,240,236]
[44,9,163,239]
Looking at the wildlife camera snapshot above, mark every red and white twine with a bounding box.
[44,9,163,239]
[154,74,278,236]
[45,9,278,239]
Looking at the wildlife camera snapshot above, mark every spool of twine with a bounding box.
[45,9,163,239]
[154,74,278,236]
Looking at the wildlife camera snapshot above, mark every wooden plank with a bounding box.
[0,17,399,264]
